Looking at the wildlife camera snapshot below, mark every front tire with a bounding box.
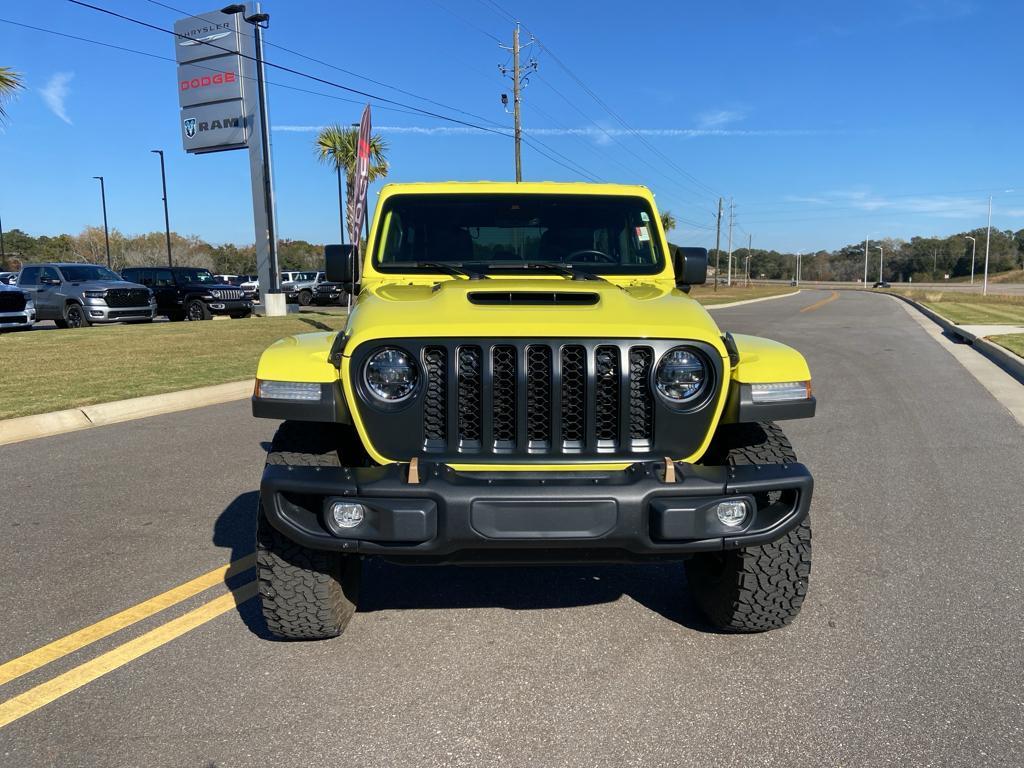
[64,303,90,328]
[297,289,313,306]
[256,421,361,640]
[186,299,211,321]
[687,422,812,632]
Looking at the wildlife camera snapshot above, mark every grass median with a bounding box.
[990,334,1024,358]
[0,285,797,421]
[0,313,347,420]
[893,289,1024,325]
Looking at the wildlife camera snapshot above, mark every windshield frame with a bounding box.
[370,193,666,277]
[173,268,217,284]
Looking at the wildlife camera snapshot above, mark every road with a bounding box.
[2,290,1022,767]
[754,278,1024,296]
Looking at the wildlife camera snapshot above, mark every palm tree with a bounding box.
[659,210,677,233]
[0,66,24,125]
[314,124,389,245]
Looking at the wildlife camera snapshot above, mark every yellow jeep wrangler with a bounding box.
[252,182,815,639]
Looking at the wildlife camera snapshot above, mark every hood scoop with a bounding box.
[467,291,600,306]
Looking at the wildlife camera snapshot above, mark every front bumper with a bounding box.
[207,299,253,315]
[83,303,155,322]
[261,459,812,563]
[0,308,35,328]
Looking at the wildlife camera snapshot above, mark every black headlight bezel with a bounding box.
[359,346,422,409]
[651,345,716,411]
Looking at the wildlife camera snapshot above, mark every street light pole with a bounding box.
[92,175,111,269]
[151,150,173,267]
[983,195,992,296]
[965,235,976,286]
[874,245,883,284]
[0,210,5,258]
[863,238,869,286]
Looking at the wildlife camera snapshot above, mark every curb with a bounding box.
[886,293,1024,384]
[0,380,254,447]
[703,290,801,310]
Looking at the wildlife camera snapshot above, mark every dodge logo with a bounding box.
[183,118,197,138]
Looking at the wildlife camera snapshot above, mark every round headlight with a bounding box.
[364,348,419,402]
[655,348,709,403]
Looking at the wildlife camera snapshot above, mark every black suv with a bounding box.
[120,267,253,321]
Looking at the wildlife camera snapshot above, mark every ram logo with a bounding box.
[183,118,197,138]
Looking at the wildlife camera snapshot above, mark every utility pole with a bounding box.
[151,150,173,267]
[713,197,722,291]
[983,195,992,296]
[500,25,536,183]
[92,175,111,269]
[0,211,5,258]
[726,198,734,287]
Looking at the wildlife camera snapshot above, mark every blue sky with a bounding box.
[1,0,1022,252]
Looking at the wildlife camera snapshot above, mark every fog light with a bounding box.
[330,501,365,529]
[715,499,748,527]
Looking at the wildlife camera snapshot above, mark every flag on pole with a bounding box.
[349,104,372,286]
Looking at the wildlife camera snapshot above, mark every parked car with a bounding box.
[873,280,891,288]
[120,266,253,321]
[17,263,154,328]
[0,271,18,285]
[249,181,817,640]
[280,271,324,306]
[0,281,35,331]
[238,274,259,301]
[214,274,239,285]
[311,279,348,306]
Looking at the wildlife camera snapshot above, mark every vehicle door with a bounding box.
[17,267,42,313]
[35,266,64,318]
[150,268,178,313]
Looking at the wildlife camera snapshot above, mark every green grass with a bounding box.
[990,334,1024,358]
[892,289,1024,325]
[947,268,1024,284]
[0,285,796,421]
[0,314,346,420]
[690,283,797,306]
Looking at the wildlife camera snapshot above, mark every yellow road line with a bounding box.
[0,553,255,687]
[0,581,258,729]
[800,290,840,313]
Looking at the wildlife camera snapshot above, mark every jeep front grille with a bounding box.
[213,289,244,300]
[351,339,722,463]
[105,288,150,307]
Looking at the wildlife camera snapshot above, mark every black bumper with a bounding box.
[207,299,252,315]
[260,460,813,564]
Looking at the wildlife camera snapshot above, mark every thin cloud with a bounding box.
[39,72,73,124]
[696,109,746,129]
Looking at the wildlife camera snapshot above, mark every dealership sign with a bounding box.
[174,10,251,153]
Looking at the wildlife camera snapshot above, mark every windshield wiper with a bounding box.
[481,262,607,282]
[413,262,489,279]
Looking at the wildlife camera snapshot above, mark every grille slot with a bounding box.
[560,345,586,449]
[423,347,447,446]
[594,346,620,447]
[457,347,482,445]
[526,345,552,448]
[492,345,517,448]
[629,347,654,446]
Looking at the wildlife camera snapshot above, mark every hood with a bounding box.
[73,280,147,291]
[181,282,238,291]
[344,278,726,357]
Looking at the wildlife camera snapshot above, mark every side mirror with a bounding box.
[41,276,61,286]
[672,246,708,287]
[325,244,356,289]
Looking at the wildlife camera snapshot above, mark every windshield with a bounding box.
[59,265,122,282]
[176,269,216,284]
[374,194,664,275]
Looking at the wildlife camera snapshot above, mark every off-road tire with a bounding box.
[688,422,812,632]
[297,289,313,306]
[256,421,361,640]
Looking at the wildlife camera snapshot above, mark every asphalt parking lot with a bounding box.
[2,290,1022,767]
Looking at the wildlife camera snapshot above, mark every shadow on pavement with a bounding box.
[212,491,718,638]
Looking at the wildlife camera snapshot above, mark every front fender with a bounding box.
[253,332,351,423]
[722,333,815,423]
